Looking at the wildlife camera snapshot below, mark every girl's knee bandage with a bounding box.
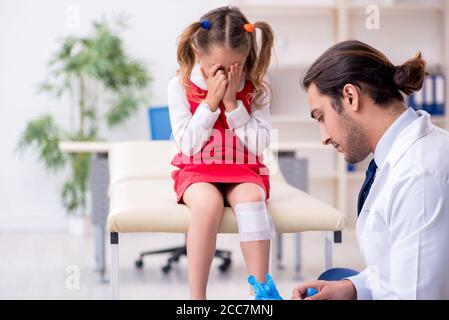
[235,201,275,242]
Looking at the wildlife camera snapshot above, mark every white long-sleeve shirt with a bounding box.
[167,64,272,157]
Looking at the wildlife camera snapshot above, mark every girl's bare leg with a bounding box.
[183,182,225,300]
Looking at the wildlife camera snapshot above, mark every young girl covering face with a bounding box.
[167,6,278,300]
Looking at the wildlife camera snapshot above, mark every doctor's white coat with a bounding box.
[348,111,449,299]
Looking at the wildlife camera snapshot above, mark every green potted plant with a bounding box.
[17,17,151,234]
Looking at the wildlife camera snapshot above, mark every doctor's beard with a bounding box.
[339,111,371,164]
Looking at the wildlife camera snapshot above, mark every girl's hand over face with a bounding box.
[223,63,243,112]
[201,64,228,112]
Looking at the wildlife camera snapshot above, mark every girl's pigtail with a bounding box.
[251,21,274,108]
[177,22,202,99]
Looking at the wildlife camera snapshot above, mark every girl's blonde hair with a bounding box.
[176,6,274,108]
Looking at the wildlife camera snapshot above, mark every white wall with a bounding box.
[0,0,230,230]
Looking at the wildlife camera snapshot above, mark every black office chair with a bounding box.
[134,106,232,274]
[135,235,232,274]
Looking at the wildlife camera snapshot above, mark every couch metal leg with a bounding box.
[294,232,302,278]
[324,231,343,271]
[269,235,278,277]
[324,232,333,271]
[276,233,284,270]
[110,232,119,300]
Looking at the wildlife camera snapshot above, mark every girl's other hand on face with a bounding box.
[201,64,228,112]
[223,63,243,112]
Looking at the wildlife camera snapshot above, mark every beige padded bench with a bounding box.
[107,141,346,299]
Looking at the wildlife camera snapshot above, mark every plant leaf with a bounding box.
[16,114,67,173]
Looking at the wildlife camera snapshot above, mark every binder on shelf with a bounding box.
[407,73,446,116]
[435,73,446,116]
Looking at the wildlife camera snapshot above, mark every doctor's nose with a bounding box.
[319,125,332,146]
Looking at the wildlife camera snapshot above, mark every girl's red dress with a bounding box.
[171,80,270,203]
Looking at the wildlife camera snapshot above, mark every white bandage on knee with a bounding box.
[235,201,275,242]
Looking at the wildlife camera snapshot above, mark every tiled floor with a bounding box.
[0,228,364,300]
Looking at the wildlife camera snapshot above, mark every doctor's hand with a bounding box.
[201,64,228,112]
[291,280,357,300]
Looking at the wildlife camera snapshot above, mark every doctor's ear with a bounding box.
[341,84,359,111]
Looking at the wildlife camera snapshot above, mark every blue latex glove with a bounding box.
[306,288,318,297]
[248,273,283,300]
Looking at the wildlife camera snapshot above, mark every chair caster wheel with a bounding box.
[219,258,231,273]
[162,265,171,274]
[135,259,144,269]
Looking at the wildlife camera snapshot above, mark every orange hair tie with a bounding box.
[243,23,255,33]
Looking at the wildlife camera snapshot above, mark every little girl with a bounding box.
[168,6,276,300]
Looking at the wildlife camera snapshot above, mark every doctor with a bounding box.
[292,40,449,300]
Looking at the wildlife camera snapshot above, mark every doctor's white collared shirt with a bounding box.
[347,109,449,300]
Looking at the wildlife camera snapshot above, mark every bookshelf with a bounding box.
[236,0,449,226]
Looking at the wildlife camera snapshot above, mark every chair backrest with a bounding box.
[108,141,286,186]
[148,106,172,140]
[108,141,178,186]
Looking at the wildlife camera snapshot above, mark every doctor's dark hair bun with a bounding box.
[302,40,428,112]
[393,53,427,95]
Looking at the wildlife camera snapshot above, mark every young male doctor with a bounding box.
[292,40,449,300]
